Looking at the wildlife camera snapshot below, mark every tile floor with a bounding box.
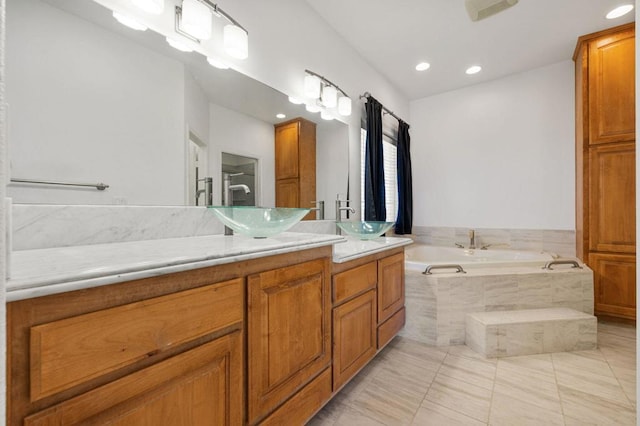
[309,321,636,425]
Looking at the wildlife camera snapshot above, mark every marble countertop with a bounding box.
[7,232,344,301]
[7,233,413,301]
[332,237,414,263]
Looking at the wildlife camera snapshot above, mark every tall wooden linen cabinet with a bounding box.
[574,22,636,321]
[275,117,316,220]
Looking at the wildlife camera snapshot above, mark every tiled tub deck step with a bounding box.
[465,308,597,358]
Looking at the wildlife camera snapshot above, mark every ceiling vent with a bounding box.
[465,0,518,21]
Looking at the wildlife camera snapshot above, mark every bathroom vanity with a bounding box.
[6,234,410,425]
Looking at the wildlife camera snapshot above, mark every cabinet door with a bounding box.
[275,122,299,179]
[333,290,377,391]
[588,143,636,253]
[24,331,243,426]
[276,178,299,208]
[247,258,331,424]
[588,28,635,145]
[590,253,636,320]
[377,253,405,324]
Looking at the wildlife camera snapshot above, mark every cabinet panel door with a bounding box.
[332,290,377,391]
[275,122,299,179]
[588,29,635,145]
[248,258,331,424]
[25,331,243,426]
[590,253,636,320]
[588,143,636,253]
[377,253,405,324]
[276,178,299,208]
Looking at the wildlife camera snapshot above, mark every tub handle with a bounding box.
[423,264,467,275]
[542,260,582,270]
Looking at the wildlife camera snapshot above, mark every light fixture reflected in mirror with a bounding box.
[224,24,248,59]
[207,56,229,69]
[305,103,322,113]
[113,11,147,31]
[288,96,304,105]
[181,0,212,40]
[304,70,352,116]
[132,0,164,15]
[166,36,194,52]
[320,110,333,121]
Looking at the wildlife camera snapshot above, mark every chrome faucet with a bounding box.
[222,172,251,235]
[196,177,213,207]
[310,200,325,220]
[335,196,355,234]
[469,229,476,250]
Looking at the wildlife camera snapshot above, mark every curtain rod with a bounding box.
[359,92,404,123]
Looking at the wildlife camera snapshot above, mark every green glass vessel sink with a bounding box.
[208,206,310,238]
[336,221,395,239]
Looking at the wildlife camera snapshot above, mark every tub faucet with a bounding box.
[469,229,476,250]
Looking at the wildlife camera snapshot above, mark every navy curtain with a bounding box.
[364,97,386,221]
[395,120,413,234]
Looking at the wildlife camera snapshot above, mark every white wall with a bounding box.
[6,0,185,205]
[410,60,575,230]
[208,103,275,207]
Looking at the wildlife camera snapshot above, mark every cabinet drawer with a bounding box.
[30,279,243,401]
[333,261,377,305]
[378,307,406,349]
[260,368,332,426]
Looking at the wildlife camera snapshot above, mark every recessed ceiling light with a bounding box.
[606,4,634,19]
[276,113,286,119]
[415,62,431,71]
[466,65,482,75]
[113,11,147,31]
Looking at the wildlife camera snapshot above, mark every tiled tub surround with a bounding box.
[406,226,576,258]
[401,265,594,346]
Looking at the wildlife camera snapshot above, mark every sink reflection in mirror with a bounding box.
[6,0,349,217]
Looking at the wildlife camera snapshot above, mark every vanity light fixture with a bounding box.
[320,110,334,121]
[166,36,194,52]
[132,0,164,15]
[304,69,352,116]
[466,65,482,75]
[181,0,212,40]
[606,4,634,19]
[415,62,431,71]
[288,96,304,105]
[112,11,148,31]
[207,56,229,69]
[305,103,322,113]
[174,0,249,60]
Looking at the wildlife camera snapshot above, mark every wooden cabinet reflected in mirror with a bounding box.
[275,118,317,220]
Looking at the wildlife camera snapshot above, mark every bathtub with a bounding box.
[400,244,593,346]
[404,244,555,272]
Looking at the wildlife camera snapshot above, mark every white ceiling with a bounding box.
[304,0,635,100]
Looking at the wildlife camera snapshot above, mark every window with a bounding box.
[360,128,398,221]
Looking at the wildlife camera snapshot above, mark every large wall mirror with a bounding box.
[6,0,349,219]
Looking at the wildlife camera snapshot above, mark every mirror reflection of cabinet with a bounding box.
[275,118,316,220]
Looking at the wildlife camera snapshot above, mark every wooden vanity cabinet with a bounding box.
[574,23,636,321]
[275,117,317,220]
[331,249,406,392]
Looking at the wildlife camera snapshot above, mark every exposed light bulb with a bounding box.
[223,25,248,59]
[181,0,212,40]
[465,65,482,75]
[321,85,338,108]
[415,62,431,71]
[207,57,229,69]
[338,96,352,116]
[288,96,304,105]
[304,75,321,99]
[166,36,194,52]
[606,4,634,19]
[112,11,147,31]
[131,0,164,15]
